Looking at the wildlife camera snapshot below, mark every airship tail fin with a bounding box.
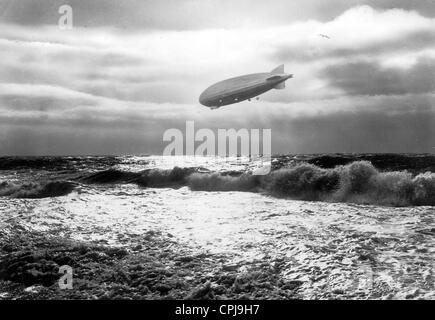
[274,82,285,90]
[271,64,284,74]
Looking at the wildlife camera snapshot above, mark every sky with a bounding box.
[0,0,435,155]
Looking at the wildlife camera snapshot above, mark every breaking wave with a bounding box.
[5,160,430,205]
[80,167,197,188]
[0,181,76,198]
[186,162,435,206]
[188,173,261,192]
[79,161,435,206]
[266,161,435,206]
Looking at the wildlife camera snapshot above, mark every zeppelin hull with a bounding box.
[199,66,293,108]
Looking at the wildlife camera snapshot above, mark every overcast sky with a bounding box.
[1,0,435,155]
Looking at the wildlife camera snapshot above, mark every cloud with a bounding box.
[271,109,435,154]
[323,57,435,96]
[2,0,435,30]
[0,4,435,155]
[271,6,435,63]
[2,84,434,155]
[2,5,434,104]
[274,29,435,63]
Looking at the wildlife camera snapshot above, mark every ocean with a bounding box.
[0,154,434,299]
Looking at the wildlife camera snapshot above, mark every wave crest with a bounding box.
[268,161,435,206]
[187,161,435,206]
[77,161,435,206]
[81,167,197,188]
[188,173,260,192]
[0,181,75,198]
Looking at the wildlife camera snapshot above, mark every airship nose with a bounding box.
[199,91,210,106]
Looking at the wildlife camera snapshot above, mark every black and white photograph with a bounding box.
[0,0,434,310]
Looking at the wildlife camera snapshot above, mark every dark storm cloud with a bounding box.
[2,0,435,30]
[2,101,435,155]
[272,109,435,154]
[0,125,166,156]
[368,0,435,18]
[323,57,435,96]
[2,88,435,155]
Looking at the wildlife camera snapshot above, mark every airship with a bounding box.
[199,65,293,109]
